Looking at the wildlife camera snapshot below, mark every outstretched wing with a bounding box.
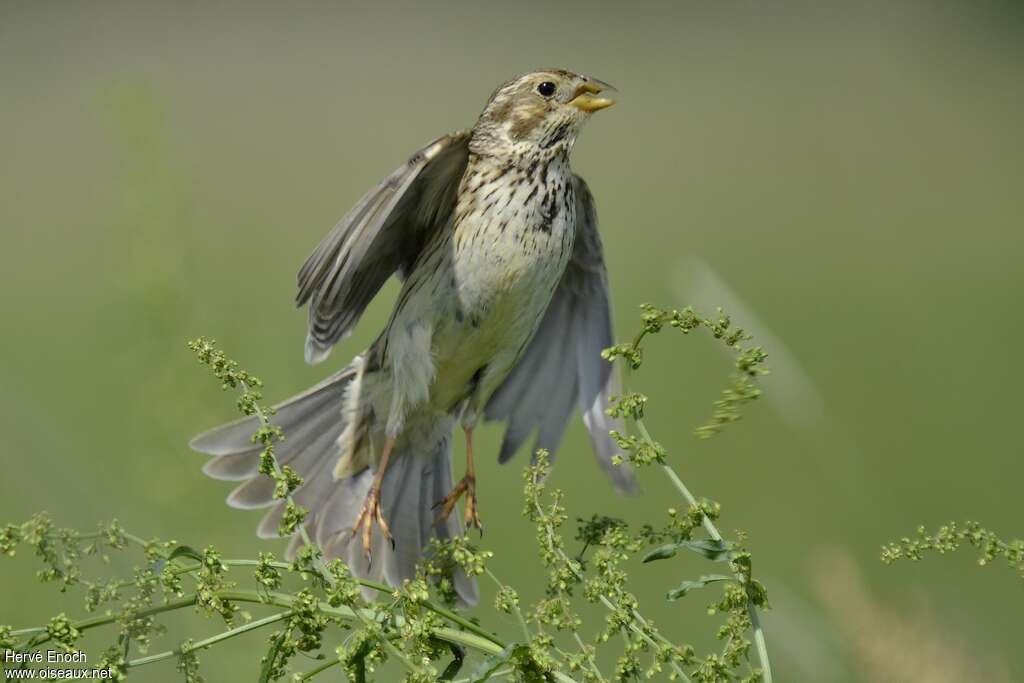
[297,131,471,364]
[484,175,636,493]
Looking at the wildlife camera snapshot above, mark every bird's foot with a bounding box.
[351,486,393,560]
[434,474,482,532]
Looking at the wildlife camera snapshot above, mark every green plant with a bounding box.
[882,521,1024,581]
[1,304,773,682]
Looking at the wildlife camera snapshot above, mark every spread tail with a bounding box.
[190,366,477,606]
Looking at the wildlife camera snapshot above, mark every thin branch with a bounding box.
[168,557,503,650]
[484,568,531,643]
[529,469,693,683]
[235,377,475,678]
[297,656,341,681]
[17,595,199,651]
[125,610,293,668]
[635,418,773,683]
[13,589,509,666]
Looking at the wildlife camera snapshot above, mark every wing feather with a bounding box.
[484,175,636,492]
[297,131,471,363]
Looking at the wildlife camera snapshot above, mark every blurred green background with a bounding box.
[2,1,1023,680]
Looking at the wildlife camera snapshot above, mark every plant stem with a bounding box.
[634,418,773,683]
[237,379,427,678]
[451,667,514,682]
[571,631,606,683]
[297,656,341,680]
[166,557,502,650]
[125,610,293,668]
[484,566,597,682]
[17,595,199,651]
[13,589,510,667]
[123,532,152,549]
[529,470,692,683]
[484,568,531,643]
[10,627,45,637]
[224,591,511,670]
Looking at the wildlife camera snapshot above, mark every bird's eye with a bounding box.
[536,81,557,97]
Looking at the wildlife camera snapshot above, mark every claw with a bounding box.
[435,474,482,532]
[350,436,397,561]
[351,487,393,560]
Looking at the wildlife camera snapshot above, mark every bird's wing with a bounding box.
[297,130,471,364]
[484,175,636,493]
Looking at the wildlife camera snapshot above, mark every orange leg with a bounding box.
[352,436,396,559]
[434,428,482,532]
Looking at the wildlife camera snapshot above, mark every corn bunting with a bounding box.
[192,69,632,604]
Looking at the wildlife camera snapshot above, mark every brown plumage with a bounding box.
[191,69,630,605]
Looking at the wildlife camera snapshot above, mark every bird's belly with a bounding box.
[380,155,577,424]
[430,216,573,409]
[456,228,568,317]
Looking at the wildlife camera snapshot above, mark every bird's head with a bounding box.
[472,69,615,157]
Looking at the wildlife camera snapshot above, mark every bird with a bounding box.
[191,68,634,606]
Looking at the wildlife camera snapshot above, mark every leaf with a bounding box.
[680,539,734,561]
[642,539,733,563]
[666,574,732,600]
[642,544,681,562]
[437,641,465,681]
[468,643,528,682]
[168,545,204,563]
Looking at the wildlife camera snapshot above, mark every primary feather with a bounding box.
[297,133,471,363]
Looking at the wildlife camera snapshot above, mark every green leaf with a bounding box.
[437,641,466,681]
[680,539,734,561]
[642,539,733,563]
[666,574,732,600]
[168,545,204,563]
[468,643,528,682]
[643,544,681,562]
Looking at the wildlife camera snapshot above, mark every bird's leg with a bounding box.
[462,428,481,530]
[435,428,482,532]
[352,435,396,559]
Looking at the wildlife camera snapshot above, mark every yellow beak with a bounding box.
[569,81,616,113]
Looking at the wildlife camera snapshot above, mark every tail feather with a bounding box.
[190,369,352,456]
[381,442,425,589]
[430,440,479,605]
[228,424,343,510]
[190,364,478,606]
[257,448,338,539]
[227,441,325,509]
[204,402,344,481]
[202,450,260,481]
[319,474,369,565]
[314,470,372,547]
[309,432,477,606]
